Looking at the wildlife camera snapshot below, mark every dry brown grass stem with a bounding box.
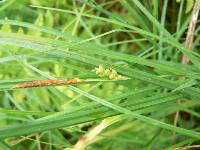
[174,0,200,138]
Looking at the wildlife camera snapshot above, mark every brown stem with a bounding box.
[174,0,200,138]
[181,0,200,64]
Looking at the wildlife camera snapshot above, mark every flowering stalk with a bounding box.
[13,78,84,89]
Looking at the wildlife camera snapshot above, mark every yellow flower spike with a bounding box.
[95,65,106,77]
[95,65,102,73]
[111,69,118,76]
[109,74,115,80]
[104,69,111,76]
[95,65,123,79]
[108,69,117,79]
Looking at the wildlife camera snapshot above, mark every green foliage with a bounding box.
[0,0,200,149]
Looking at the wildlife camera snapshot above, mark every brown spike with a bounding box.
[13,78,84,89]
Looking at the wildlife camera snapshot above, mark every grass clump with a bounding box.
[0,0,200,149]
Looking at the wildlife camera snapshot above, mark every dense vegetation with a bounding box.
[0,0,200,149]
